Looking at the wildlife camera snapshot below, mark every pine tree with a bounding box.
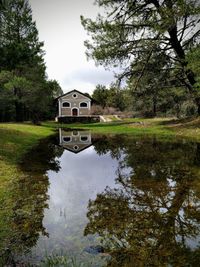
[81,0,200,113]
[0,0,45,72]
[0,0,59,123]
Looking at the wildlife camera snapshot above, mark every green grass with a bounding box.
[42,117,200,141]
[0,122,54,200]
[0,123,54,192]
[41,118,175,141]
[0,123,55,252]
[41,254,90,267]
[0,123,54,164]
[42,118,171,134]
[1,117,200,170]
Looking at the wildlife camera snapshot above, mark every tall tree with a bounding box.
[0,0,62,123]
[107,84,126,111]
[92,84,109,108]
[0,0,46,122]
[81,0,200,113]
[0,70,31,122]
[129,48,173,116]
[0,0,45,72]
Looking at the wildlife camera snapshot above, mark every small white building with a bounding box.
[57,89,92,118]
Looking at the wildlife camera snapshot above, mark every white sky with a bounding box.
[30,0,115,94]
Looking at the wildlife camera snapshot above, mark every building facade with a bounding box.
[57,89,92,118]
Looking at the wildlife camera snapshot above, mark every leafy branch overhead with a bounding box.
[81,0,200,112]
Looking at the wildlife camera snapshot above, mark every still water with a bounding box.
[1,129,200,266]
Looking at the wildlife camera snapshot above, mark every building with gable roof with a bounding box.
[57,89,92,118]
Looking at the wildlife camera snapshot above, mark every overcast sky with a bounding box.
[29,0,115,94]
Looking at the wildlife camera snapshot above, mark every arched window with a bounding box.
[63,136,71,142]
[72,130,79,136]
[80,102,88,108]
[62,102,70,107]
[81,136,88,142]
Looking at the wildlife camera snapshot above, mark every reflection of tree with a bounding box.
[20,135,63,173]
[86,137,200,266]
[0,135,64,265]
[93,134,124,160]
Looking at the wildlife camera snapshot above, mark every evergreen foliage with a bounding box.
[82,0,200,116]
[0,0,62,123]
[92,84,126,111]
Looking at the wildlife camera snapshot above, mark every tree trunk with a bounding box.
[167,25,200,115]
[14,87,23,122]
[195,97,200,116]
[31,112,40,125]
[15,101,22,122]
[152,0,199,113]
[153,95,157,117]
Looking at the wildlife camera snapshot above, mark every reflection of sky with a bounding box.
[31,145,119,262]
[25,137,200,264]
[46,146,118,219]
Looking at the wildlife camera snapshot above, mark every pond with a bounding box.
[1,129,200,266]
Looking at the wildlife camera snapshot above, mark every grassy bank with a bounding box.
[0,123,54,187]
[0,124,53,255]
[0,123,54,165]
[43,118,173,135]
[43,117,200,141]
[0,122,54,209]
[1,117,200,165]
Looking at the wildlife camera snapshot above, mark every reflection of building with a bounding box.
[59,129,92,153]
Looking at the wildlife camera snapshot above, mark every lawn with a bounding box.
[0,122,54,211]
[0,123,54,249]
[1,117,200,167]
[0,123,54,189]
[43,117,172,134]
[0,123,54,164]
[42,117,200,141]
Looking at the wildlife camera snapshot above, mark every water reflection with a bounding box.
[30,131,117,266]
[0,135,64,265]
[59,129,92,153]
[86,136,200,266]
[0,132,200,266]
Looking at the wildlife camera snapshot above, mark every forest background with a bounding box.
[0,0,200,123]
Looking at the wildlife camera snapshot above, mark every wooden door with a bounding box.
[72,108,78,116]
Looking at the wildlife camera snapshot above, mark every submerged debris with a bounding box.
[83,245,105,255]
